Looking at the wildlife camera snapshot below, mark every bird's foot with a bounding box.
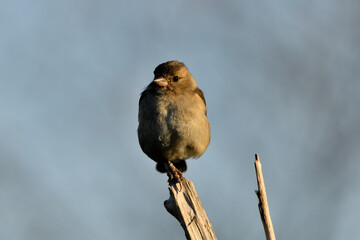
[166,160,183,184]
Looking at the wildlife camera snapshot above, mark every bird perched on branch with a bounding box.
[138,60,210,182]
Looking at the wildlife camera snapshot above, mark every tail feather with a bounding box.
[156,160,187,173]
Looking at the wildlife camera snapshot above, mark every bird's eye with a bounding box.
[173,76,179,82]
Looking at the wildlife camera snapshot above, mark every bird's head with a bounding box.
[151,60,197,93]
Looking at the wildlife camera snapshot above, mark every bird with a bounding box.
[137,60,210,182]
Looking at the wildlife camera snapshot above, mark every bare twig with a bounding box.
[164,178,217,240]
[254,153,276,240]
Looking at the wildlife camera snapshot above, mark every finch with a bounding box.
[138,60,210,181]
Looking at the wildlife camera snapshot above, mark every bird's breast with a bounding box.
[138,91,210,162]
[155,94,210,157]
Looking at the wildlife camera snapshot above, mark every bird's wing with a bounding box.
[139,89,147,106]
[194,88,207,115]
[194,88,206,105]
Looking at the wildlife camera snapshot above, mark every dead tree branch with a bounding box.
[254,153,276,240]
[164,178,217,240]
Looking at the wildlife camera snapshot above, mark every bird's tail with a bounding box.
[156,160,187,173]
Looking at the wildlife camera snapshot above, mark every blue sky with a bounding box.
[1,1,360,239]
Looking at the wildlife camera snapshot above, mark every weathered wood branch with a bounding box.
[254,153,276,240]
[164,178,217,240]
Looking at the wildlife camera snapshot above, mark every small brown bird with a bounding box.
[138,60,210,181]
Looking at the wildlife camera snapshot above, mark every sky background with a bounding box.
[1,0,360,239]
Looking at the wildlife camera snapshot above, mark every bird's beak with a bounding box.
[153,77,168,87]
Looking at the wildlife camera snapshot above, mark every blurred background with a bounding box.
[1,0,359,239]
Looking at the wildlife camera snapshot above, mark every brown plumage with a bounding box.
[138,60,210,179]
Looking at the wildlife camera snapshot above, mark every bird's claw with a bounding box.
[166,161,183,190]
